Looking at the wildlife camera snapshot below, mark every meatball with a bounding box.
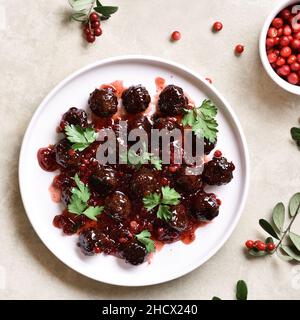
[122,85,151,114]
[158,85,188,116]
[127,115,152,134]
[60,107,88,129]
[90,166,119,195]
[167,204,189,232]
[191,133,217,155]
[175,166,202,192]
[202,156,235,186]
[131,168,159,198]
[78,228,98,256]
[192,192,219,221]
[153,116,180,131]
[121,240,147,265]
[89,88,118,117]
[54,138,80,168]
[104,191,131,221]
[153,220,180,243]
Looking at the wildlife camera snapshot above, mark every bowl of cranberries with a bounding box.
[260,0,300,94]
[19,56,249,286]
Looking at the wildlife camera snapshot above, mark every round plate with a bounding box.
[19,56,249,286]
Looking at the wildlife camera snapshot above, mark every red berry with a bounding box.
[268,27,278,38]
[94,27,102,37]
[161,177,170,186]
[213,21,223,32]
[267,243,276,252]
[268,52,277,64]
[276,56,286,67]
[288,54,297,64]
[235,44,244,54]
[280,9,291,20]
[171,31,181,41]
[86,34,96,43]
[94,246,101,254]
[288,72,299,84]
[297,54,300,62]
[277,64,291,76]
[291,62,300,71]
[92,20,100,29]
[280,46,292,57]
[214,150,222,158]
[245,240,254,249]
[277,28,283,36]
[266,37,275,48]
[68,149,75,156]
[283,25,292,36]
[280,36,290,47]
[256,241,266,251]
[216,199,222,206]
[90,12,99,22]
[272,17,284,29]
[168,165,179,173]
[291,39,300,50]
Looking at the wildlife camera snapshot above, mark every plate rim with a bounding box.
[18,55,250,287]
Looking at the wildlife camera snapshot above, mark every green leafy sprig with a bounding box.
[68,174,104,221]
[212,280,248,300]
[182,99,218,143]
[246,193,300,262]
[136,230,156,253]
[143,186,181,221]
[65,125,96,151]
[69,0,118,22]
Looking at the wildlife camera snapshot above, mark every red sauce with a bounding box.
[155,77,166,92]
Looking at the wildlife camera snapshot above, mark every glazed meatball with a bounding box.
[104,191,131,221]
[175,166,202,192]
[191,133,217,155]
[131,168,159,198]
[60,107,88,129]
[121,240,147,265]
[167,204,189,232]
[90,166,119,195]
[78,228,98,256]
[202,156,235,186]
[158,85,188,116]
[153,220,180,243]
[54,138,80,168]
[192,192,219,221]
[89,88,118,117]
[153,116,180,131]
[122,85,151,114]
[127,115,152,133]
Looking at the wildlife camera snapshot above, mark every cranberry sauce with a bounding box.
[38,79,235,266]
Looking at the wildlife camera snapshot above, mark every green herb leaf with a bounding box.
[289,193,300,217]
[212,296,222,300]
[182,99,218,143]
[69,0,94,12]
[96,0,102,6]
[281,245,300,261]
[94,5,118,16]
[161,186,181,206]
[259,219,280,240]
[236,280,248,300]
[143,193,161,211]
[289,232,300,251]
[65,125,96,151]
[68,194,87,215]
[157,204,172,221]
[150,156,162,170]
[136,230,156,253]
[83,206,104,221]
[291,127,300,141]
[272,202,285,232]
[73,174,90,202]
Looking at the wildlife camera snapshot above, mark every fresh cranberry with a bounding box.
[280,36,290,47]
[266,38,275,48]
[213,21,223,32]
[90,12,99,22]
[268,52,277,63]
[83,24,92,35]
[288,72,299,84]
[245,240,254,249]
[276,57,286,67]
[235,44,244,54]
[283,25,292,36]
[291,39,300,50]
[280,9,291,20]
[94,28,102,37]
[277,65,291,76]
[256,241,266,251]
[291,62,300,71]
[214,150,222,158]
[268,27,278,38]
[92,20,100,29]
[288,54,297,64]
[86,34,96,43]
[267,243,276,252]
[294,32,300,40]
[272,17,284,29]
[278,28,283,36]
[280,46,292,57]
[171,31,181,41]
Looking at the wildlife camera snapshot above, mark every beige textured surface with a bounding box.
[1,0,300,300]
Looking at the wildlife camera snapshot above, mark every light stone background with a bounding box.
[1,0,300,300]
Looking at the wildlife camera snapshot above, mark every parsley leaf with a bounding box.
[136,230,156,253]
[65,125,96,152]
[182,99,218,143]
[143,186,181,221]
[68,174,104,221]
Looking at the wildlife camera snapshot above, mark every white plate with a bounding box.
[19,56,249,286]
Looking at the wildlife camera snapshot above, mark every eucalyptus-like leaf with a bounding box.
[277,247,294,261]
[94,5,118,16]
[236,280,248,300]
[289,232,300,251]
[212,296,222,300]
[289,193,300,217]
[272,202,285,232]
[281,245,300,262]
[69,0,94,12]
[259,219,280,240]
[71,11,88,22]
[265,237,274,245]
[248,248,268,257]
[291,127,300,141]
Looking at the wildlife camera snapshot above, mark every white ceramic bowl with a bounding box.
[259,0,300,95]
[19,55,249,286]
